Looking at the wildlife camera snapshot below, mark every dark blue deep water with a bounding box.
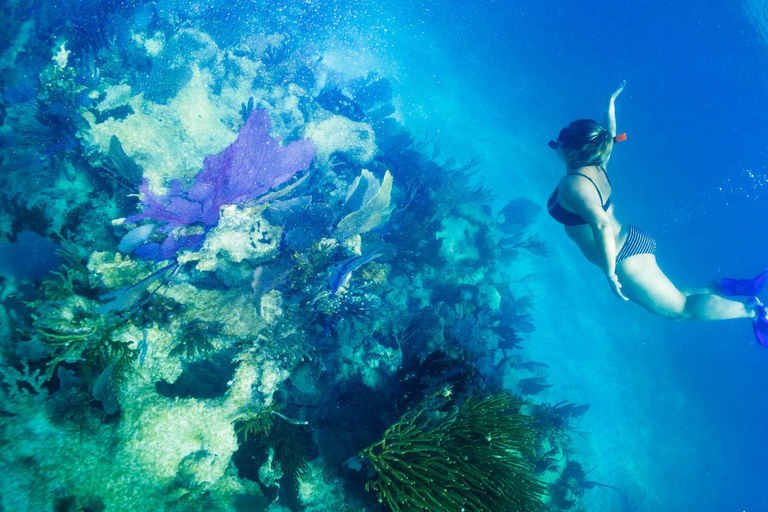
[1,0,767,511]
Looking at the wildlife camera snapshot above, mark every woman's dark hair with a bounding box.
[557,119,613,168]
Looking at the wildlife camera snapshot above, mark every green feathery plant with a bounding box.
[360,391,547,512]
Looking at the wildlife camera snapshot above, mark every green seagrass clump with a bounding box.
[360,391,547,512]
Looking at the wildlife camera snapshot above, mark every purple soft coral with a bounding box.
[128,179,205,230]
[128,109,315,228]
[186,108,316,225]
[127,108,316,259]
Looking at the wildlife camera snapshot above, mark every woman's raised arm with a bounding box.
[602,80,626,137]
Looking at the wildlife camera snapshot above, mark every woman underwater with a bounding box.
[547,81,768,347]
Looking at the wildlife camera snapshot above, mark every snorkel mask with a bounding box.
[548,130,627,150]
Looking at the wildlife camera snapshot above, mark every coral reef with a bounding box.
[0,2,587,510]
[304,115,377,165]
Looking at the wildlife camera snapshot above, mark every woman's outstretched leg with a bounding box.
[616,255,755,321]
[678,292,753,321]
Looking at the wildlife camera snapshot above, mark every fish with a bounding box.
[328,251,381,295]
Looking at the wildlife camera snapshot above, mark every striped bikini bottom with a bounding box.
[616,225,657,264]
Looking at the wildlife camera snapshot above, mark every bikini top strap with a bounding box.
[597,164,611,185]
[567,172,604,205]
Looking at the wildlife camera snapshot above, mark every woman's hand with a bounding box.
[609,80,626,105]
[607,273,629,301]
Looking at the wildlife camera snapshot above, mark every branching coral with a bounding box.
[500,233,548,258]
[497,197,543,234]
[32,305,134,380]
[36,240,91,301]
[359,261,390,289]
[306,287,379,324]
[337,289,380,321]
[235,403,311,480]
[395,350,482,412]
[237,403,281,441]
[287,240,341,292]
[39,267,79,300]
[518,377,553,396]
[530,401,591,446]
[251,310,317,369]
[0,362,49,415]
[549,460,615,510]
[360,391,546,512]
[427,158,495,225]
[169,320,217,360]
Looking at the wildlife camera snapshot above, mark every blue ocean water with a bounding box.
[1,0,767,510]
[368,1,768,509]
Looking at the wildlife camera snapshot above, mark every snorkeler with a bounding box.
[547,81,768,347]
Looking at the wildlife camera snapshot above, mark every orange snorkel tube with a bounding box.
[614,133,627,143]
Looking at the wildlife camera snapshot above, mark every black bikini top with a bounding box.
[547,166,612,226]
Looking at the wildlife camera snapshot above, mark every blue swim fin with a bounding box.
[748,297,768,349]
[712,269,767,297]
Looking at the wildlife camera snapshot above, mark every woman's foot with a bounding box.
[748,297,768,348]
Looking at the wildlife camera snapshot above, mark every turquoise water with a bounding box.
[1,1,767,511]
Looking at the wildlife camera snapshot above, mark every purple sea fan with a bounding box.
[128,108,316,229]
[187,109,317,225]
